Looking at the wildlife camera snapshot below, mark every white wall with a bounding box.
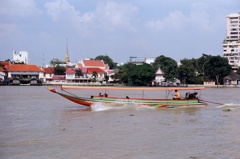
[0,72,5,80]
[13,51,28,64]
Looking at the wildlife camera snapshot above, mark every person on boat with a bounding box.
[174,90,181,99]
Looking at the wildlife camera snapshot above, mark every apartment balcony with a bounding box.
[222,40,240,44]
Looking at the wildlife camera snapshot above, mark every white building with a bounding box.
[223,13,240,71]
[145,57,155,64]
[129,56,155,65]
[155,67,165,84]
[13,51,29,64]
[0,68,5,81]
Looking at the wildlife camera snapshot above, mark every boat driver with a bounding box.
[174,90,181,99]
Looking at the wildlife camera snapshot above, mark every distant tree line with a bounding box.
[49,53,239,86]
[112,54,233,86]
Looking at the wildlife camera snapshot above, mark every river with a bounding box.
[0,86,240,159]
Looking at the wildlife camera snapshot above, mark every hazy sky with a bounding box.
[0,0,239,66]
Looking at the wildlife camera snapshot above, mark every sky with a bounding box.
[0,0,239,66]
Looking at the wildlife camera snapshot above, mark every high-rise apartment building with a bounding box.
[223,13,240,71]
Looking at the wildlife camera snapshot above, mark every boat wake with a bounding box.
[91,103,115,112]
[216,103,240,109]
[90,103,154,112]
[91,102,131,112]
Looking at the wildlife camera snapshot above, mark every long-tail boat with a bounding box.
[48,85,207,108]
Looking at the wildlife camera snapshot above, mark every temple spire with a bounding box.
[64,38,70,63]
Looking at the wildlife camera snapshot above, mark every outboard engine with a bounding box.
[186,92,198,99]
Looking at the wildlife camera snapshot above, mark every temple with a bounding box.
[64,39,70,63]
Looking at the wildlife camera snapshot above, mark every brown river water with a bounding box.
[0,86,240,159]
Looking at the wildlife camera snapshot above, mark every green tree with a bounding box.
[204,55,231,84]
[92,71,98,82]
[113,63,155,86]
[177,58,206,84]
[112,63,136,84]
[237,67,240,75]
[75,68,83,77]
[178,59,197,84]
[127,63,155,86]
[104,73,109,83]
[196,54,211,79]
[54,65,66,75]
[50,58,65,66]
[95,55,117,69]
[152,55,178,81]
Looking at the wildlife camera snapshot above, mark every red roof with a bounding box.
[107,70,114,74]
[65,68,76,74]
[78,63,83,69]
[0,67,4,72]
[8,64,43,72]
[83,60,105,67]
[0,61,11,70]
[87,68,105,74]
[42,67,54,73]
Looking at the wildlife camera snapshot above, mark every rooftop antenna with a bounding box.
[66,38,68,53]
[42,52,45,67]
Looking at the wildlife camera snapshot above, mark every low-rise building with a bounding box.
[0,61,11,70]
[78,59,110,82]
[51,75,66,84]
[42,67,55,83]
[83,67,105,81]
[0,67,5,82]
[7,64,43,85]
[223,71,240,85]
[129,56,155,65]
[79,59,109,70]
[155,67,165,84]
[65,68,76,80]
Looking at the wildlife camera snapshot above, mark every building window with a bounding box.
[230,17,238,19]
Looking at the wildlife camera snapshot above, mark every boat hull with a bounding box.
[48,88,207,107]
[92,97,205,107]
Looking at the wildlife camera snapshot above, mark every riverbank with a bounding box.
[188,84,240,88]
[42,83,240,88]
[1,82,240,88]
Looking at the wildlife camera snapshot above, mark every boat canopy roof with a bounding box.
[61,85,205,91]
